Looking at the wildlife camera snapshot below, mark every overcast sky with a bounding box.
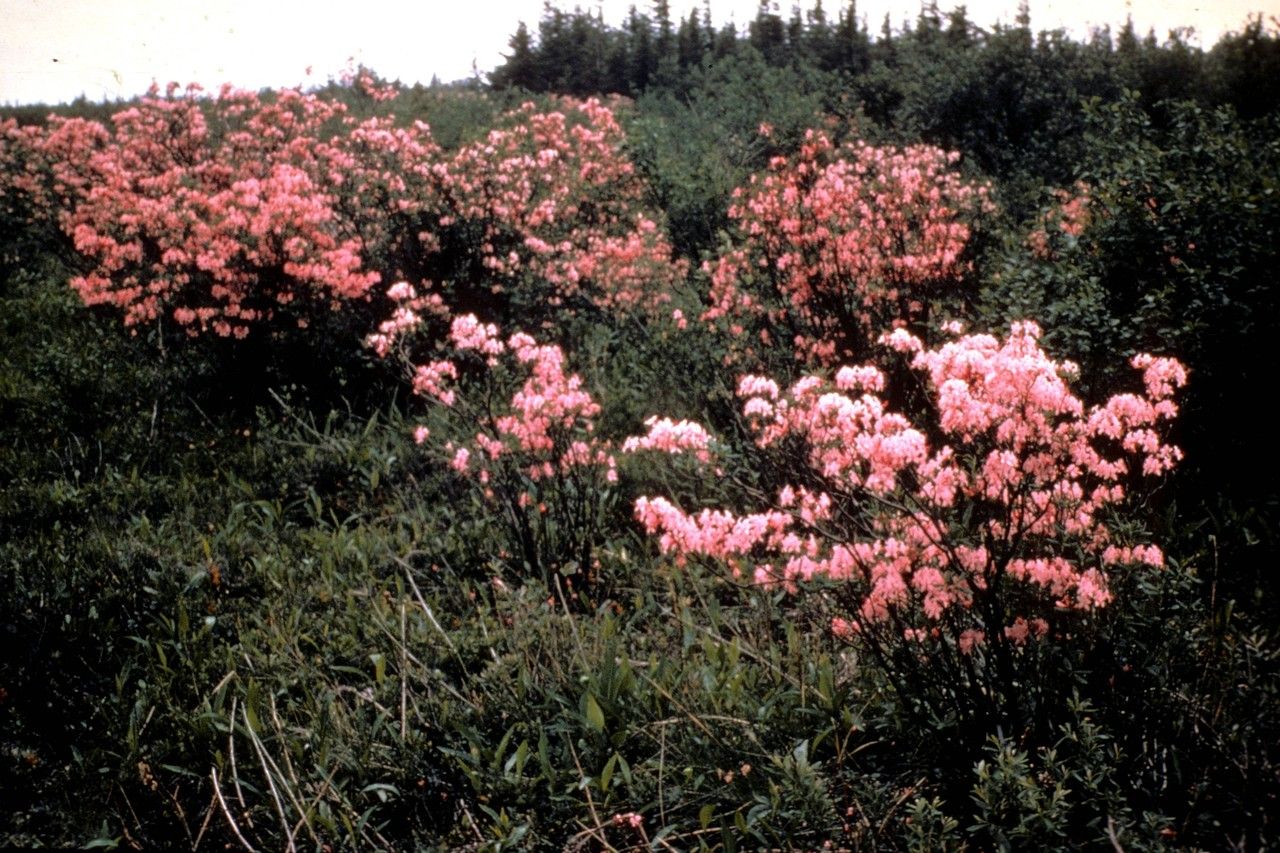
[2,0,1275,105]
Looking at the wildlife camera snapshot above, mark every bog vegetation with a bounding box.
[2,4,1279,849]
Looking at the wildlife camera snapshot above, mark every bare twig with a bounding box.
[554,574,590,668]
[252,701,321,849]
[369,613,470,704]
[397,555,462,663]
[634,669,717,741]
[167,783,194,849]
[209,668,237,697]
[400,600,409,741]
[114,784,145,850]
[1107,816,1126,852]
[192,786,216,850]
[242,705,297,852]
[267,695,302,793]
[290,764,340,844]
[658,725,668,828]
[459,801,486,843]
[211,767,257,852]
[875,779,924,839]
[227,697,248,818]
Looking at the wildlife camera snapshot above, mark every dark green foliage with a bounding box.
[1207,14,1280,120]
[625,48,837,260]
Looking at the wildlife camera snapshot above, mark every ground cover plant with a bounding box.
[2,8,1279,850]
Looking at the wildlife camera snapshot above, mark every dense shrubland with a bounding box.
[2,9,1279,850]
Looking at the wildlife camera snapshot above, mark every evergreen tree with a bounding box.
[567,8,609,93]
[945,5,975,49]
[678,10,708,68]
[834,1,871,72]
[491,21,540,89]
[806,0,835,67]
[627,5,656,90]
[655,0,675,61]
[876,12,898,64]
[788,5,806,60]
[915,0,943,45]
[714,19,740,59]
[750,1,788,64]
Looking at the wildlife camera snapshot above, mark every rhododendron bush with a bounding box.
[702,128,994,366]
[444,98,686,326]
[635,320,1186,722]
[51,84,385,336]
[371,281,617,591]
[8,83,682,339]
[0,115,108,259]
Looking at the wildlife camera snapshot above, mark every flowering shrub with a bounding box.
[0,119,54,230]
[12,85,683,343]
[634,320,1185,723]
[444,97,686,327]
[371,282,617,591]
[43,84,382,336]
[0,115,108,262]
[701,129,994,366]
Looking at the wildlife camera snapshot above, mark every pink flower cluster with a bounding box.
[397,306,617,493]
[445,98,686,322]
[622,416,717,464]
[13,85,683,338]
[21,84,385,336]
[364,281,449,357]
[702,129,994,365]
[635,322,1186,651]
[382,297,618,585]
[0,120,61,230]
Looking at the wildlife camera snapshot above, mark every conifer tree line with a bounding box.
[491,1,1280,122]
[492,0,873,93]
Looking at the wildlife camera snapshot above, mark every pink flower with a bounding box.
[831,617,859,640]
[634,323,1184,643]
[958,629,985,654]
[387,281,416,301]
[622,416,716,463]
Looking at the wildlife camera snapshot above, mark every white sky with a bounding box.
[1,0,1276,105]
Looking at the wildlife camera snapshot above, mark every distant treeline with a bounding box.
[491,2,1280,118]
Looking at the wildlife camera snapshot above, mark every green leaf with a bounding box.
[504,739,530,777]
[243,682,261,733]
[537,728,553,790]
[584,693,605,732]
[84,829,120,850]
[600,752,618,792]
[492,725,517,772]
